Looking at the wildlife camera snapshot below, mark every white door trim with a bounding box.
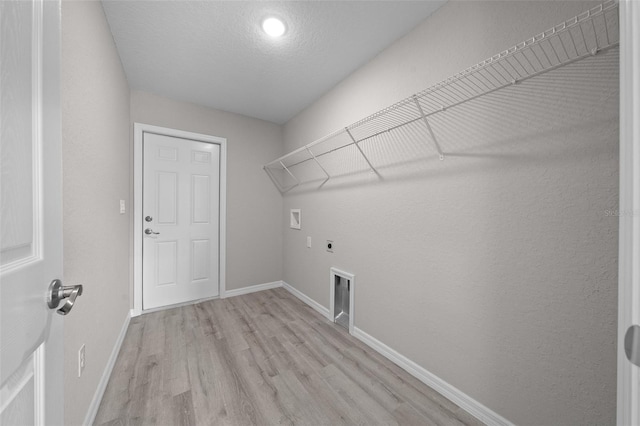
[618,1,639,424]
[133,123,227,316]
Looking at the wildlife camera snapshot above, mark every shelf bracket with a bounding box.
[305,147,331,184]
[263,161,299,193]
[263,166,285,192]
[279,161,300,191]
[413,95,445,160]
[345,128,381,176]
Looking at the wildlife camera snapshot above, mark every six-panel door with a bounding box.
[0,0,64,423]
[142,133,220,309]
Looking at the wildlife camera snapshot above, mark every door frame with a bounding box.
[132,123,227,316]
[618,1,639,424]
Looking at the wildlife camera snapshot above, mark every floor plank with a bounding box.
[94,288,484,426]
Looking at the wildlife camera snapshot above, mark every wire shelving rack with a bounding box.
[264,1,620,193]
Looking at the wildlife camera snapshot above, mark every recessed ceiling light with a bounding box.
[262,17,286,38]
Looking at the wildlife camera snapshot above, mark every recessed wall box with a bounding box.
[290,209,301,230]
[330,268,355,334]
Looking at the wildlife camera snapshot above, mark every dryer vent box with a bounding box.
[333,275,350,331]
[330,268,355,335]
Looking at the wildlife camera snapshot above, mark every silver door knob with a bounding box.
[145,228,160,235]
[47,279,83,316]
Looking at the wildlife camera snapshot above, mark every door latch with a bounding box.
[47,279,83,316]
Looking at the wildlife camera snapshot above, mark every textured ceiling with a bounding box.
[102,1,445,124]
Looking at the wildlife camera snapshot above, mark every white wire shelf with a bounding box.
[264,1,620,193]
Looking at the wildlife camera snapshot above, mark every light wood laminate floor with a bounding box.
[94,288,483,426]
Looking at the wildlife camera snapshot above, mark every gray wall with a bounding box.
[130,90,283,292]
[61,1,131,425]
[61,6,283,422]
[282,1,618,425]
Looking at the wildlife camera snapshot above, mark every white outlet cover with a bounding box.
[290,209,301,230]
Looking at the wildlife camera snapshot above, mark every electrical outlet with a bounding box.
[306,236,312,248]
[119,199,126,214]
[78,344,86,378]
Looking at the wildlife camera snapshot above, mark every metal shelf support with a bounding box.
[413,95,445,161]
[306,146,331,184]
[345,127,381,177]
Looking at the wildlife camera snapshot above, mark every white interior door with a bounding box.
[142,132,221,310]
[0,0,64,424]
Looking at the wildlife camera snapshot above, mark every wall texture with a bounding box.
[130,90,283,293]
[281,1,618,425]
[61,1,131,425]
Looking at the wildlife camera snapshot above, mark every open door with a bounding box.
[618,1,640,424]
[1,0,66,424]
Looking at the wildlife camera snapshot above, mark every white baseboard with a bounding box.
[279,280,511,426]
[83,311,131,426]
[224,281,283,298]
[352,327,513,426]
[282,281,331,321]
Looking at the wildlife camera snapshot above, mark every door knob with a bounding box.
[47,279,83,316]
[145,228,160,235]
[625,324,640,367]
